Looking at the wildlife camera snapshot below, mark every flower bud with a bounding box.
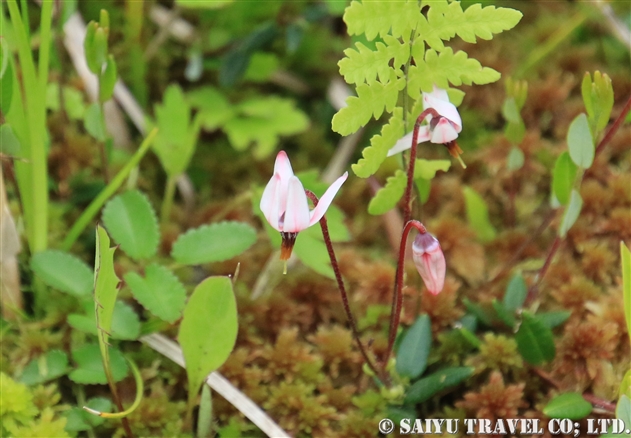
[412,232,446,295]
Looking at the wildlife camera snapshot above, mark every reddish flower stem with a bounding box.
[382,219,426,372]
[305,190,383,381]
[593,93,631,158]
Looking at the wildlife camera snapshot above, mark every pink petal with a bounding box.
[387,127,431,157]
[309,171,348,226]
[430,118,459,144]
[274,150,295,182]
[423,93,462,132]
[260,174,283,231]
[412,233,446,295]
[283,176,311,232]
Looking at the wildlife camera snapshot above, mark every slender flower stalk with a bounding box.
[305,190,383,382]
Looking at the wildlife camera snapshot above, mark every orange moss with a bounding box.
[457,371,527,420]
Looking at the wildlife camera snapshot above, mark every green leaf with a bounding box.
[188,87,233,131]
[339,37,409,85]
[617,395,631,430]
[64,398,112,431]
[503,273,527,312]
[418,2,522,51]
[20,350,69,386]
[507,146,524,171]
[292,228,334,279]
[102,190,159,260]
[0,40,12,112]
[543,393,592,420]
[179,276,238,407]
[125,264,187,324]
[69,343,128,384]
[621,243,631,343]
[352,108,404,178]
[552,151,578,205]
[243,52,279,82]
[176,0,233,8]
[99,55,117,102]
[171,221,256,265]
[462,186,496,242]
[0,124,21,156]
[68,301,141,340]
[408,48,500,99]
[84,103,106,142]
[84,22,99,74]
[368,170,406,215]
[535,311,571,329]
[332,75,405,136]
[463,298,494,327]
[567,113,594,169]
[502,97,521,124]
[492,299,515,328]
[31,250,93,297]
[93,226,121,375]
[515,311,555,365]
[344,0,421,41]
[414,159,451,180]
[404,367,473,404]
[558,190,583,238]
[582,71,614,135]
[396,314,432,379]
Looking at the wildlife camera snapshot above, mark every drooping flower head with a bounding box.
[412,231,446,295]
[388,86,465,167]
[260,151,348,261]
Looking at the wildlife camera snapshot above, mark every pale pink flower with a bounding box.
[412,232,446,295]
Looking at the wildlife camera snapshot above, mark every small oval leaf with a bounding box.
[515,311,555,365]
[552,151,577,206]
[31,250,93,297]
[171,221,256,265]
[567,113,594,169]
[125,264,187,323]
[543,392,592,420]
[102,190,159,260]
[396,314,432,379]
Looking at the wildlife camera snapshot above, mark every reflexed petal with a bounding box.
[274,150,295,182]
[430,118,459,144]
[260,174,283,231]
[387,126,431,157]
[309,171,348,225]
[426,85,449,102]
[283,176,311,232]
[423,93,462,132]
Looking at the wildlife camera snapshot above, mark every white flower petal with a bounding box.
[387,126,431,157]
[274,150,295,182]
[283,176,311,232]
[260,174,283,231]
[430,118,459,144]
[423,93,462,132]
[309,171,348,226]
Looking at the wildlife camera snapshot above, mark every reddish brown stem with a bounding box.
[526,236,562,305]
[594,93,631,158]
[382,219,426,372]
[305,190,383,382]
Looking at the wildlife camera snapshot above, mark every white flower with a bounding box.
[260,151,348,260]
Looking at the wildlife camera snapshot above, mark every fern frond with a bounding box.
[352,108,404,178]
[339,36,409,85]
[344,0,421,41]
[332,74,404,136]
[407,48,500,98]
[368,170,407,215]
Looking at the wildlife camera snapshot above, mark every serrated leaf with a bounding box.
[187,87,233,131]
[503,273,527,312]
[414,159,451,180]
[31,250,93,297]
[171,221,256,265]
[396,314,432,379]
[64,397,112,431]
[515,311,555,365]
[344,0,421,41]
[543,393,592,420]
[102,190,159,260]
[352,108,404,178]
[68,301,140,340]
[535,311,571,329]
[339,37,409,85]
[69,343,128,384]
[179,276,238,407]
[125,264,187,323]
[332,75,405,136]
[408,48,500,99]
[463,186,497,242]
[368,170,406,215]
[567,113,594,169]
[552,151,577,205]
[559,190,583,238]
[405,367,473,404]
[20,350,69,386]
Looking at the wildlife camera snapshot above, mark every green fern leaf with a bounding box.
[407,47,500,98]
[332,74,404,136]
[352,108,404,178]
[339,36,409,85]
[344,1,421,41]
[368,170,407,215]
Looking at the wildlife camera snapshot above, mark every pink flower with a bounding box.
[412,231,446,295]
[387,86,463,157]
[260,151,348,260]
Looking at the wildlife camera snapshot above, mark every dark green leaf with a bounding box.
[463,298,493,327]
[171,221,256,265]
[503,273,527,311]
[31,250,93,297]
[20,350,69,385]
[405,367,474,404]
[69,343,128,384]
[102,190,159,260]
[543,393,592,420]
[396,315,432,379]
[515,311,555,365]
[64,397,112,431]
[492,299,515,328]
[535,311,571,329]
[125,264,187,323]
